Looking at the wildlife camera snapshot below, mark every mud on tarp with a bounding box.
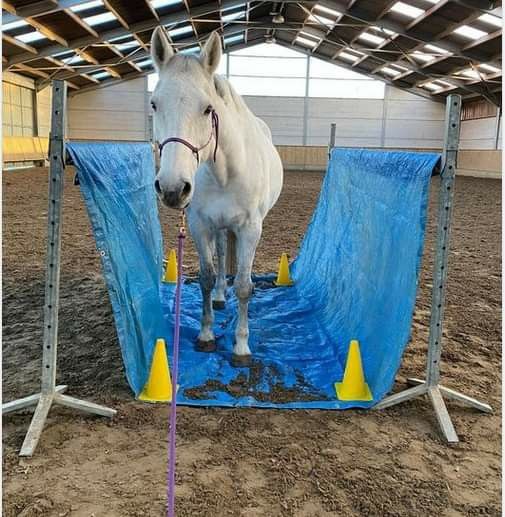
[69,142,439,408]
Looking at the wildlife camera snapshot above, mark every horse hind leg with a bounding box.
[213,229,227,310]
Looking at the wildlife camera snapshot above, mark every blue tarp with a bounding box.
[68,142,439,408]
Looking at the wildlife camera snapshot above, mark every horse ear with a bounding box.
[151,26,174,71]
[200,31,222,74]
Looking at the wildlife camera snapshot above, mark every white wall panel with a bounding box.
[460,117,498,150]
[307,98,383,119]
[68,77,148,141]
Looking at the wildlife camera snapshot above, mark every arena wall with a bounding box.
[2,72,502,179]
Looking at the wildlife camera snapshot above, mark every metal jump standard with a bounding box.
[328,94,492,443]
[2,80,116,457]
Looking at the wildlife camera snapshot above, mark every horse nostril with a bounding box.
[154,179,161,194]
[182,182,191,196]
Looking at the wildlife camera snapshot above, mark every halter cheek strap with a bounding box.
[158,109,219,165]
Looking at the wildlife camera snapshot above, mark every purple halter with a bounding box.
[157,108,219,165]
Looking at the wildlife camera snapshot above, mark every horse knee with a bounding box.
[234,278,252,301]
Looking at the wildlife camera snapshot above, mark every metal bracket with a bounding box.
[373,94,492,443]
[2,80,116,458]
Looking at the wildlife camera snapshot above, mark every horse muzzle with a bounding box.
[155,179,192,209]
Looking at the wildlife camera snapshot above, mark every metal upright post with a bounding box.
[2,80,116,457]
[374,94,492,443]
[329,123,336,157]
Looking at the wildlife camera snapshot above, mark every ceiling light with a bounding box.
[453,25,488,40]
[272,13,285,24]
[389,1,424,18]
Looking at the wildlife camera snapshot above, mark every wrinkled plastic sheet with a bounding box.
[67,141,167,394]
[69,142,440,408]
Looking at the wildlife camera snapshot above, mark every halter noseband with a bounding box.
[157,108,219,165]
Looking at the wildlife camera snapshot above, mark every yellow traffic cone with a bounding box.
[163,249,177,283]
[138,338,172,402]
[274,253,294,286]
[335,340,373,401]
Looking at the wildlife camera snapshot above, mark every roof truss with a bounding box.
[2,0,502,104]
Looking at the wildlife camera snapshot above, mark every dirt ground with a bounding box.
[2,166,501,516]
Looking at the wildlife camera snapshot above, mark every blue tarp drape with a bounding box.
[68,142,439,408]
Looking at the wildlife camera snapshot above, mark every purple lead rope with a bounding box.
[167,219,186,517]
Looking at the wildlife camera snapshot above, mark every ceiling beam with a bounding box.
[5,0,247,67]
[2,33,39,55]
[318,0,498,63]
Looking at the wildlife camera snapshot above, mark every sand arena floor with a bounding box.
[2,167,501,516]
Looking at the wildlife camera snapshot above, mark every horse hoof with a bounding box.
[196,339,216,353]
[231,354,252,368]
[212,300,226,310]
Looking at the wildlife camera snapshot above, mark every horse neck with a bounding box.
[209,95,248,186]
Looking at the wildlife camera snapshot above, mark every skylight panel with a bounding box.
[151,0,182,9]
[90,70,111,79]
[453,25,488,40]
[424,43,451,55]
[168,25,193,38]
[308,13,336,29]
[115,41,140,51]
[70,0,103,12]
[137,58,153,68]
[61,54,86,65]
[180,46,200,54]
[479,63,501,73]
[339,51,360,62]
[421,79,453,91]
[478,13,502,28]
[224,34,243,45]
[371,26,396,36]
[16,30,47,43]
[381,66,403,77]
[222,10,245,22]
[83,11,116,26]
[313,4,341,18]
[296,36,318,48]
[411,50,434,62]
[389,2,424,18]
[358,32,385,45]
[456,67,481,79]
[2,20,29,31]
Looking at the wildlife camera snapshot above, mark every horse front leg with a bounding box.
[194,230,217,352]
[231,223,261,367]
[213,229,227,310]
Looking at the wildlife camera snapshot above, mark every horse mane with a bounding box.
[213,74,250,117]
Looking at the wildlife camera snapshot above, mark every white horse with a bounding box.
[150,28,283,367]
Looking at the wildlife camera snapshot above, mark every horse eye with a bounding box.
[151,101,156,111]
[204,105,213,115]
